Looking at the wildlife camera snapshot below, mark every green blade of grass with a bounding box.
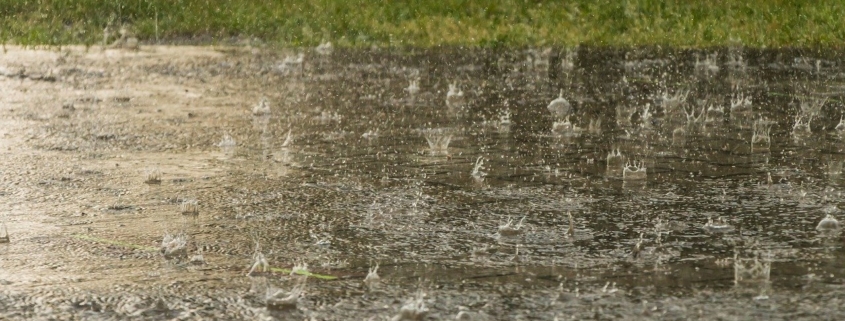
[1,0,844,47]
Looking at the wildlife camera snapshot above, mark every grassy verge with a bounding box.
[1,0,843,48]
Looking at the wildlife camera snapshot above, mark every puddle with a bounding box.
[1,45,845,319]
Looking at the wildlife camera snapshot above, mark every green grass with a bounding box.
[1,0,843,47]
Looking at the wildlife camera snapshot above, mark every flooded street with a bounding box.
[2,45,845,319]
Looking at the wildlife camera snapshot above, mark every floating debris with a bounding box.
[816,214,840,231]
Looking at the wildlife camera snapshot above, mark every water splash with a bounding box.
[179,199,199,218]
[393,291,429,321]
[265,279,305,310]
[622,160,647,181]
[705,104,725,123]
[364,263,381,290]
[703,216,734,233]
[552,116,582,137]
[252,97,271,116]
[606,149,625,177]
[734,251,771,286]
[405,79,420,96]
[248,250,269,276]
[217,134,237,156]
[471,156,487,181]
[315,41,333,56]
[160,232,188,261]
[694,52,720,74]
[547,89,572,119]
[752,118,773,151]
[0,213,8,243]
[143,167,162,185]
[446,82,466,114]
[420,128,453,156]
[616,104,636,127]
[835,115,845,132]
[816,214,840,232]
[498,216,525,237]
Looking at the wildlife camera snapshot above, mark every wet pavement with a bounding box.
[1,45,845,320]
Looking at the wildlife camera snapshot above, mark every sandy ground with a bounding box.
[0,45,291,302]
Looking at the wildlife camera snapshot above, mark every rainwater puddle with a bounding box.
[2,45,845,319]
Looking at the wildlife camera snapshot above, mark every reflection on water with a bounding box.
[262,47,845,293]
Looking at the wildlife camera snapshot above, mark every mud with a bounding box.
[1,45,845,319]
